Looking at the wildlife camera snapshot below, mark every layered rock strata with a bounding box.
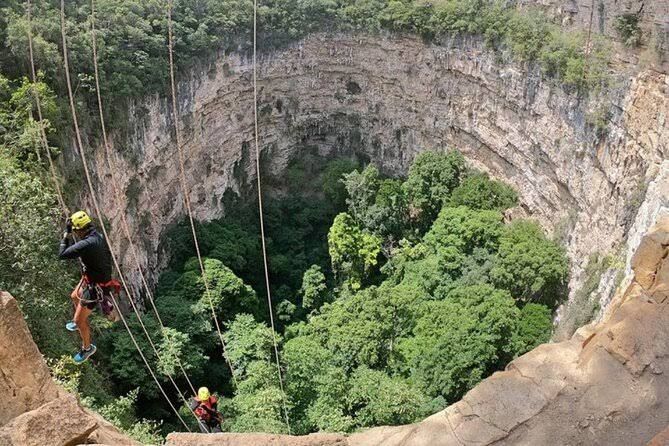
[91,33,668,316]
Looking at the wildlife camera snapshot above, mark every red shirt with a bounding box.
[194,396,218,422]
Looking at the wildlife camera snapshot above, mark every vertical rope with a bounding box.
[25,0,69,217]
[252,0,291,434]
[89,0,196,396]
[58,0,192,430]
[166,0,237,383]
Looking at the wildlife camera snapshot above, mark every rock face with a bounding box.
[0,292,62,424]
[0,291,137,446]
[90,32,668,319]
[518,0,669,72]
[166,216,669,445]
[165,433,349,446]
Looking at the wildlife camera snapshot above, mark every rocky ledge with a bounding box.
[0,292,137,446]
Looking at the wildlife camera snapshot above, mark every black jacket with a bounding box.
[59,228,113,283]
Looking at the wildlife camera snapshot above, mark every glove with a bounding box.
[66,218,73,234]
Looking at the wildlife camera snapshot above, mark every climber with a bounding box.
[58,210,116,364]
[189,387,223,433]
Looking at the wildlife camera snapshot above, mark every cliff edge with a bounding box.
[0,291,138,446]
[166,215,669,445]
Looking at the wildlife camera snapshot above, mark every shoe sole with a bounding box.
[74,347,97,364]
[66,322,79,332]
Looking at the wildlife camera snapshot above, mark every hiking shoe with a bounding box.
[73,344,97,364]
[66,321,79,332]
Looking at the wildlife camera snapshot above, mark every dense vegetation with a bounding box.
[0,0,598,440]
[1,0,610,118]
[86,150,567,435]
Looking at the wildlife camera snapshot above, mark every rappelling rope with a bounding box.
[25,0,69,217]
[165,0,237,383]
[88,0,196,396]
[58,0,193,430]
[252,0,292,434]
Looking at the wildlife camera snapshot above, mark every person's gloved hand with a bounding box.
[66,218,73,234]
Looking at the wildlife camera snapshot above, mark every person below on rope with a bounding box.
[190,387,223,433]
[58,210,114,364]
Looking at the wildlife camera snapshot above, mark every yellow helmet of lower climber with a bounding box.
[70,210,92,230]
[197,387,210,401]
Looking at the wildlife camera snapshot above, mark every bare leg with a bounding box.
[74,304,93,349]
[70,278,84,308]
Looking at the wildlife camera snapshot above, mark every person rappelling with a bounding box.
[59,210,118,364]
[189,387,223,433]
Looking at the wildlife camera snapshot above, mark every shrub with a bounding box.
[614,13,642,47]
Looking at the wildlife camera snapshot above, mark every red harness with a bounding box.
[82,275,121,294]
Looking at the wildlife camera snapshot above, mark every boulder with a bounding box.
[0,394,97,446]
[0,292,138,446]
[0,291,62,425]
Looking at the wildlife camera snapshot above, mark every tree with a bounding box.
[449,172,517,211]
[424,206,504,254]
[228,360,288,434]
[402,150,466,228]
[0,151,74,358]
[347,367,428,427]
[328,213,381,289]
[300,265,328,311]
[223,314,279,380]
[156,327,205,377]
[342,165,381,227]
[490,221,569,307]
[192,258,259,322]
[282,335,346,434]
[369,178,409,242]
[512,303,553,356]
[399,284,519,402]
[321,158,359,211]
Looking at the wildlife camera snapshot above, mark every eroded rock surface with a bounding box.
[90,33,668,320]
[165,433,348,446]
[151,215,669,445]
[0,291,137,446]
[0,292,62,425]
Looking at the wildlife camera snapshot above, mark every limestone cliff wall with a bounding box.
[518,0,669,71]
[89,33,668,316]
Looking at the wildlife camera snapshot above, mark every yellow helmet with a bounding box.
[197,387,210,401]
[70,210,92,230]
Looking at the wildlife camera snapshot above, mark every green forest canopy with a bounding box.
[0,0,590,440]
[1,0,609,113]
[92,150,567,435]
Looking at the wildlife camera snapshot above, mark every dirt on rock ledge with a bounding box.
[167,216,669,446]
